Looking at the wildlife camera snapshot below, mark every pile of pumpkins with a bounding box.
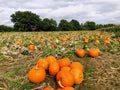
[75,48,100,58]
[28,55,84,90]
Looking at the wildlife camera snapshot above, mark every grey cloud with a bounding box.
[0,0,120,26]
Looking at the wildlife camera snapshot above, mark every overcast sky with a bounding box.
[0,0,120,26]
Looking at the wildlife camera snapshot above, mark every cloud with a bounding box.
[0,0,120,26]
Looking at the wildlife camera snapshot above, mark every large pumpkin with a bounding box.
[88,49,99,58]
[75,48,86,58]
[56,70,74,88]
[28,67,46,83]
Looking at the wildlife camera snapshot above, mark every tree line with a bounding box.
[0,11,117,32]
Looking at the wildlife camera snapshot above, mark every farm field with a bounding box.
[0,31,120,90]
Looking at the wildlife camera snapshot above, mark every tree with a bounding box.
[58,19,72,31]
[41,18,57,31]
[84,21,96,30]
[11,11,41,31]
[0,25,14,32]
[70,19,81,30]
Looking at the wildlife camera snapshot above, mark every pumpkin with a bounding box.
[70,62,84,72]
[70,68,84,84]
[88,49,99,58]
[37,58,49,70]
[28,45,35,51]
[42,87,54,90]
[63,87,76,90]
[60,66,71,72]
[16,41,22,46]
[95,40,100,44]
[84,38,89,44]
[58,58,70,68]
[57,88,63,90]
[46,55,56,65]
[49,61,60,76]
[28,67,46,83]
[104,39,110,44]
[56,70,74,88]
[61,37,67,42]
[75,49,86,58]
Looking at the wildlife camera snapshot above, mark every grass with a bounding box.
[0,31,120,90]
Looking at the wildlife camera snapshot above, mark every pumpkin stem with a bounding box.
[57,80,64,88]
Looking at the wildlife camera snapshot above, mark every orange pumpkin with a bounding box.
[70,62,84,72]
[95,40,100,44]
[56,70,74,88]
[16,41,22,46]
[28,67,46,83]
[70,68,84,84]
[58,58,70,68]
[42,87,54,90]
[61,37,67,42]
[36,58,48,70]
[57,88,63,90]
[104,39,110,44]
[84,38,89,44]
[49,61,60,76]
[75,49,86,58]
[63,87,76,90]
[60,66,71,72]
[88,49,99,58]
[28,45,35,51]
[46,55,56,65]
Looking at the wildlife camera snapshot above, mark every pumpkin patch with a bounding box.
[0,31,120,90]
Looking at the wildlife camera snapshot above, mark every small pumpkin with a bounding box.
[56,70,74,88]
[70,62,84,72]
[63,87,76,90]
[95,40,100,44]
[49,61,60,76]
[58,58,70,68]
[28,67,46,83]
[60,66,71,72]
[28,44,35,51]
[70,68,84,84]
[84,38,89,44]
[16,41,22,46]
[57,88,63,90]
[46,55,56,65]
[75,48,86,58]
[37,58,49,70]
[42,87,54,90]
[88,48,99,58]
[104,39,110,44]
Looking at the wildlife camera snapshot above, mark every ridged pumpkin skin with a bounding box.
[37,58,48,70]
[63,87,76,90]
[88,49,99,58]
[60,66,71,72]
[49,61,60,76]
[58,58,70,68]
[42,87,54,90]
[75,49,86,58]
[46,55,56,65]
[57,88,63,90]
[56,70,74,88]
[70,68,84,84]
[70,62,84,72]
[28,67,46,83]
